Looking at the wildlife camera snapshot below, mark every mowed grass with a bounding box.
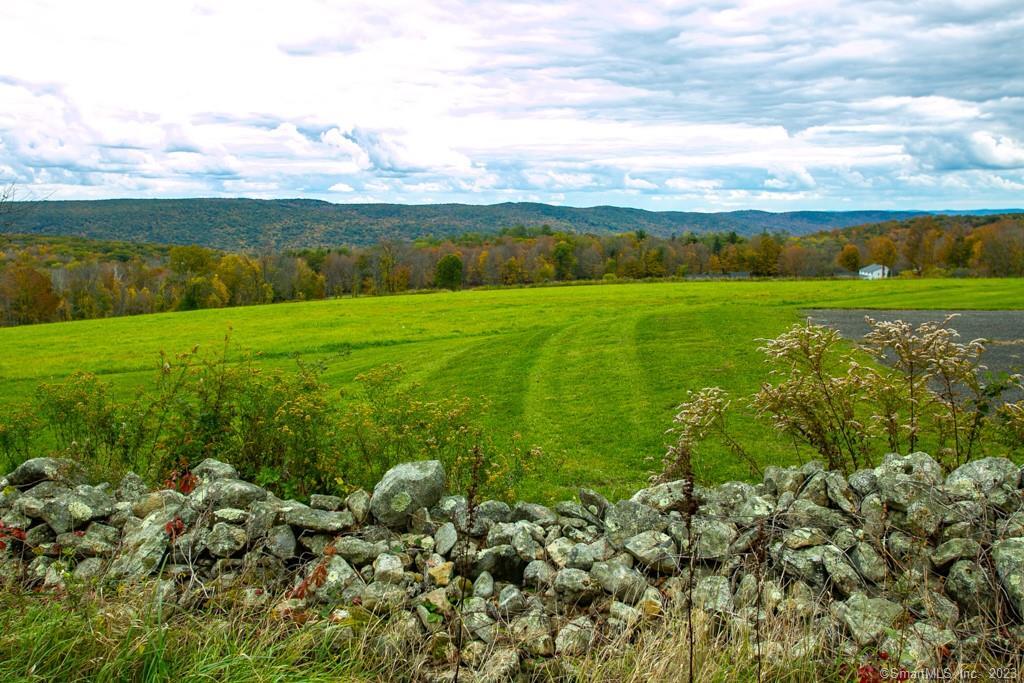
[1,279,1022,501]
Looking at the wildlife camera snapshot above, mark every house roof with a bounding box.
[859,264,886,273]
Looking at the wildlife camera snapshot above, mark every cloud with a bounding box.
[0,0,1022,210]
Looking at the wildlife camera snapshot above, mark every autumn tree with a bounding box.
[0,264,61,324]
[837,243,862,272]
[867,236,897,268]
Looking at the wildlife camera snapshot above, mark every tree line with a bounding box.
[0,213,1021,326]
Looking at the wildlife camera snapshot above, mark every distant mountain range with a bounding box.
[3,198,1022,250]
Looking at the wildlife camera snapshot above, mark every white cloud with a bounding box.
[0,0,1021,210]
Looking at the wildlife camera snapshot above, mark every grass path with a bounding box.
[2,279,1022,500]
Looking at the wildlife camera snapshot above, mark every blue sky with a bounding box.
[1,0,1022,210]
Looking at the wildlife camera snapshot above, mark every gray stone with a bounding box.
[523,560,556,588]
[692,575,733,614]
[370,460,446,528]
[780,545,827,586]
[206,522,247,557]
[265,524,296,560]
[762,466,805,497]
[848,469,878,497]
[372,553,405,585]
[850,542,887,584]
[471,499,511,535]
[784,527,830,549]
[880,622,956,669]
[591,560,648,604]
[553,568,600,605]
[72,557,105,581]
[782,499,850,531]
[333,536,388,566]
[511,610,553,656]
[624,531,677,573]
[669,517,736,560]
[132,490,186,519]
[460,596,496,643]
[947,457,1021,496]
[309,494,343,511]
[992,538,1024,619]
[510,501,558,526]
[821,545,861,596]
[282,506,354,533]
[115,473,149,502]
[578,488,609,517]
[192,459,238,482]
[190,479,269,510]
[107,503,186,580]
[946,560,995,617]
[833,592,904,646]
[434,522,458,557]
[6,458,86,488]
[472,544,524,582]
[498,584,529,616]
[473,570,494,598]
[213,508,248,524]
[604,500,667,548]
[306,556,361,603]
[56,522,118,558]
[360,581,407,614]
[931,538,982,570]
[555,615,595,656]
[345,489,371,524]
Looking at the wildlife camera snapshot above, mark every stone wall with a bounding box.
[2,453,1023,679]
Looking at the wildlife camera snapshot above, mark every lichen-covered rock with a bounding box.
[333,536,388,567]
[6,458,86,488]
[370,461,445,528]
[946,457,1021,497]
[192,459,238,483]
[373,553,405,585]
[107,503,190,580]
[282,506,354,533]
[434,522,458,557]
[833,592,904,646]
[206,522,247,557]
[472,544,525,582]
[523,559,556,588]
[992,538,1024,619]
[553,568,599,605]
[511,501,558,526]
[850,542,887,584]
[946,560,995,617]
[190,479,269,511]
[931,538,981,570]
[591,560,648,604]
[624,531,677,573]
[604,500,666,548]
[555,615,595,656]
[692,575,733,614]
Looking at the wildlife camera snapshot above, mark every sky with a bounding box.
[1,1,1023,211]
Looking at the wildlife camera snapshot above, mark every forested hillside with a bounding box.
[1,213,1022,327]
[0,198,977,249]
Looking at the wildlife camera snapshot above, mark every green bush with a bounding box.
[5,336,539,502]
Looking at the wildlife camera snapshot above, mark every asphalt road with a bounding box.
[804,308,1024,400]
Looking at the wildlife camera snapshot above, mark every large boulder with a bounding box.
[6,458,86,488]
[370,461,446,528]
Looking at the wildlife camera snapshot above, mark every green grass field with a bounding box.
[2,279,1022,501]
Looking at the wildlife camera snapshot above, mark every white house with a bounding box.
[859,264,890,280]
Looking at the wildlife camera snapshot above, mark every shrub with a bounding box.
[5,336,538,502]
[662,316,1024,480]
